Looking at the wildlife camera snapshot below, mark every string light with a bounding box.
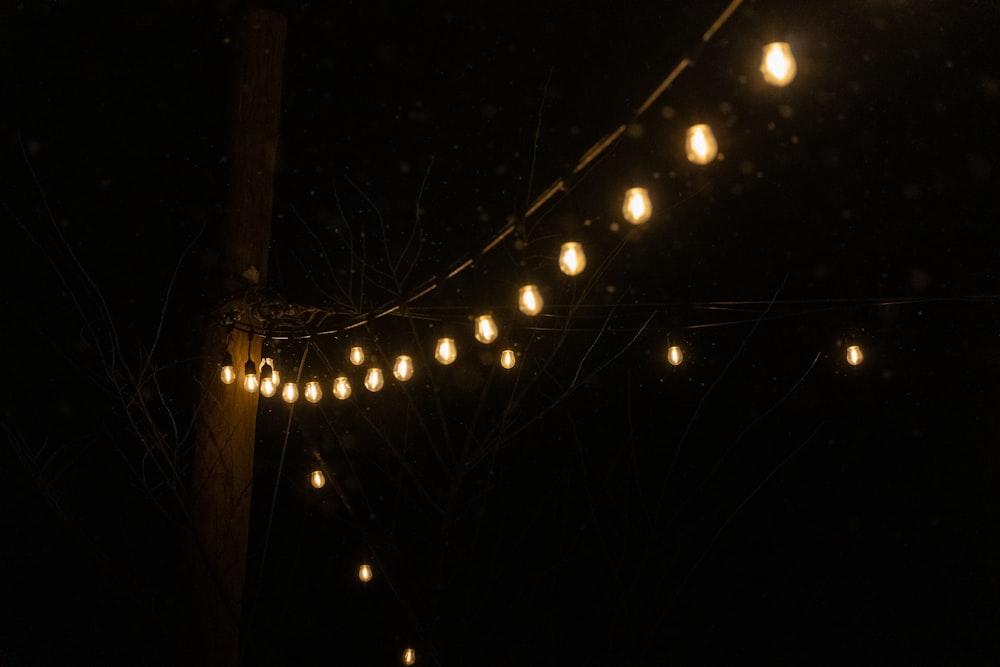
[281,382,299,403]
[264,357,280,385]
[304,379,323,403]
[518,284,543,316]
[846,344,864,366]
[260,358,277,397]
[622,187,652,225]
[685,123,718,164]
[332,375,352,399]
[761,42,796,86]
[667,345,684,366]
[219,351,236,385]
[210,9,804,357]
[559,242,586,276]
[349,345,365,366]
[364,367,385,392]
[242,358,259,393]
[474,314,498,343]
[200,6,911,664]
[393,355,414,381]
[435,337,457,365]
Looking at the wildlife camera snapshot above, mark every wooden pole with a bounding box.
[181,8,286,666]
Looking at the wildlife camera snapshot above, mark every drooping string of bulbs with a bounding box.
[218,6,835,663]
[217,31,822,413]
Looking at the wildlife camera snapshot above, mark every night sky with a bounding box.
[3,1,1000,665]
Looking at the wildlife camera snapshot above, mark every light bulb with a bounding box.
[242,359,259,393]
[310,469,325,489]
[220,352,236,385]
[393,355,414,381]
[281,382,299,403]
[435,337,457,365]
[622,187,652,225]
[402,648,416,665]
[304,380,323,403]
[364,367,384,392]
[262,357,280,386]
[475,314,498,343]
[349,345,365,366]
[559,242,586,276]
[259,360,276,397]
[358,563,373,583]
[846,344,864,366]
[685,124,718,164]
[332,375,352,400]
[518,284,543,316]
[667,345,684,366]
[499,349,516,369]
[761,42,796,86]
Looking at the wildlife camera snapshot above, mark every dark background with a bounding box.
[3,1,1000,665]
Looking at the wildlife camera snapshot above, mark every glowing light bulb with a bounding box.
[761,42,796,86]
[518,284,543,316]
[349,345,365,366]
[685,124,718,164]
[281,382,299,403]
[667,345,684,366]
[332,375,352,400]
[402,648,416,665]
[262,357,280,385]
[393,355,414,381]
[435,337,457,365]
[304,380,323,403]
[475,314,498,343]
[622,187,652,225]
[242,359,259,393]
[364,367,384,392]
[559,241,586,276]
[358,563,373,582]
[499,348,516,369]
[310,469,325,489]
[259,359,276,397]
[220,352,236,385]
[846,344,864,366]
